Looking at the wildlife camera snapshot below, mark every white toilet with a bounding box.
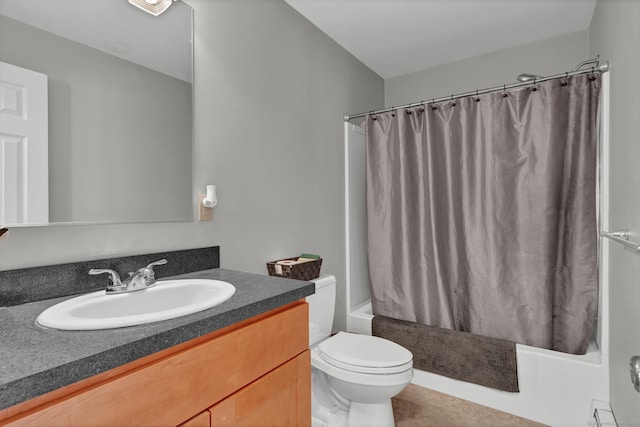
[307,275,413,427]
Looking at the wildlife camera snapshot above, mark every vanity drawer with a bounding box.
[1,301,309,426]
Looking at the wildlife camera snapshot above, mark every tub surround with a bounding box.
[0,267,314,411]
[0,246,220,307]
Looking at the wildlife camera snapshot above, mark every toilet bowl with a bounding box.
[307,275,413,427]
[311,332,413,427]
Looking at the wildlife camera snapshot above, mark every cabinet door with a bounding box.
[210,350,310,427]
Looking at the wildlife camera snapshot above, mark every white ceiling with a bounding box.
[285,0,597,79]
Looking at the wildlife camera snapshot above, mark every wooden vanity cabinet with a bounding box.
[0,301,310,427]
[181,351,310,427]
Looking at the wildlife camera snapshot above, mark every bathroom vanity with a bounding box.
[0,266,313,426]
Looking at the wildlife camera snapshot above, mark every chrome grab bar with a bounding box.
[601,229,640,253]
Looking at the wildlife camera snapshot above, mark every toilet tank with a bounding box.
[306,274,336,345]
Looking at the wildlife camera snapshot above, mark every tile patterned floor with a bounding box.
[392,384,548,427]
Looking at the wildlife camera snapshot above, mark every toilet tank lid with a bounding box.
[312,274,335,290]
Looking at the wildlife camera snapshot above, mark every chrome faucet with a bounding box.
[89,259,168,294]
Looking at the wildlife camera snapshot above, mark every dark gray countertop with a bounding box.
[0,268,314,411]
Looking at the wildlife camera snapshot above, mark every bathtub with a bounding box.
[347,301,609,427]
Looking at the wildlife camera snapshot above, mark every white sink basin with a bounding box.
[36,279,236,330]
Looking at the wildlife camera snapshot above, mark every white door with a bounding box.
[0,61,48,225]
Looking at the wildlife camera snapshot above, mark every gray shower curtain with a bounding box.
[366,74,601,355]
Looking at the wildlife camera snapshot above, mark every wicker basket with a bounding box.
[267,257,322,281]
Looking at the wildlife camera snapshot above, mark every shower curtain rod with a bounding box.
[343,61,609,122]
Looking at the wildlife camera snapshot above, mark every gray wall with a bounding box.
[0,15,192,223]
[189,0,382,331]
[0,0,384,331]
[590,0,640,422]
[385,30,589,108]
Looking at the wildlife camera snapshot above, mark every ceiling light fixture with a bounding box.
[128,0,175,16]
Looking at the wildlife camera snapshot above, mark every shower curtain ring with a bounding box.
[370,110,377,121]
[431,99,437,110]
[562,72,569,86]
[450,95,456,106]
[503,85,508,97]
[531,78,538,92]
[391,107,396,117]
[475,90,480,102]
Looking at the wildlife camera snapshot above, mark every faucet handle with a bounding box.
[89,269,122,286]
[142,259,167,278]
[133,259,167,287]
[146,259,168,270]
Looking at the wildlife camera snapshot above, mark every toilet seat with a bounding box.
[311,348,413,388]
[318,332,413,375]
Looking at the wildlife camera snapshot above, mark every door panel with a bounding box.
[0,61,48,225]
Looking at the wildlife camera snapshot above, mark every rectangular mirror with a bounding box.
[0,0,193,226]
